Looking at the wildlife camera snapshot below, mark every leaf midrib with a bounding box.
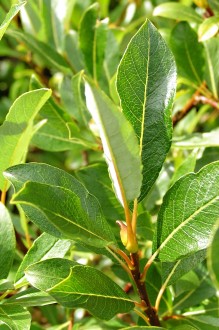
[157,194,219,256]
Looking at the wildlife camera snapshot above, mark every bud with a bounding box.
[116,221,128,247]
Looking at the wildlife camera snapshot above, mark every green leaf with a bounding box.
[65,30,84,72]
[48,265,134,320]
[76,163,124,221]
[171,326,198,330]
[153,162,219,262]
[0,280,14,292]
[25,258,134,320]
[41,0,75,52]
[79,4,108,82]
[170,150,197,186]
[30,76,96,151]
[208,0,219,13]
[172,130,219,149]
[19,0,43,37]
[204,37,219,99]
[170,22,204,86]
[25,258,76,291]
[0,203,16,280]
[85,80,142,205]
[0,2,26,40]
[198,16,219,42]
[0,88,51,191]
[0,305,31,330]
[7,30,71,74]
[15,233,71,282]
[117,20,176,201]
[6,288,56,307]
[153,2,202,23]
[207,219,219,290]
[5,163,116,248]
[173,269,216,310]
[161,249,206,286]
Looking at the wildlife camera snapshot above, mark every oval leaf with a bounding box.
[198,16,219,42]
[117,20,176,201]
[5,163,116,249]
[0,203,15,280]
[48,265,134,320]
[153,162,219,262]
[25,258,134,320]
[85,81,142,205]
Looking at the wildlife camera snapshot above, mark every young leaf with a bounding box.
[153,162,219,262]
[85,81,142,206]
[204,37,219,99]
[207,220,219,290]
[48,265,134,320]
[0,89,51,191]
[117,20,176,201]
[15,233,71,282]
[0,2,26,40]
[170,22,204,86]
[0,203,15,280]
[0,305,31,330]
[5,163,116,248]
[153,2,202,23]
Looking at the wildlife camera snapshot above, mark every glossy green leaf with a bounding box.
[7,30,71,74]
[25,258,134,320]
[153,162,219,262]
[170,22,204,86]
[117,20,176,201]
[85,80,142,205]
[0,305,31,330]
[25,258,76,290]
[79,4,108,81]
[153,2,202,23]
[5,163,116,248]
[0,203,16,279]
[204,37,219,99]
[6,288,56,307]
[12,181,115,248]
[208,219,219,289]
[48,265,134,320]
[0,89,51,191]
[198,16,219,42]
[0,2,26,40]
[162,249,206,286]
[172,130,219,149]
[15,233,71,282]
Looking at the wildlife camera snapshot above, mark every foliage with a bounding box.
[0,0,219,329]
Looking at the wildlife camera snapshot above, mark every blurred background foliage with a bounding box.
[1,0,219,329]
